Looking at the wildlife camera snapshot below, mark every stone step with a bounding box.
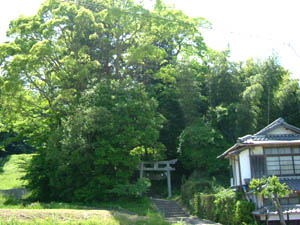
[156,205,183,209]
[158,207,184,210]
[152,198,189,218]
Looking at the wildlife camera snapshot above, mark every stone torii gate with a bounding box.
[139,159,177,198]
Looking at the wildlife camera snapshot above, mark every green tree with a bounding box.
[24,79,165,201]
[202,50,242,142]
[275,77,300,127]
[177,118,228,178]
[250,176,292,225]
[0,0,207,156]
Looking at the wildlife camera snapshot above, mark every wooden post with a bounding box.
[140,162,144,179]
[167,168,172,198]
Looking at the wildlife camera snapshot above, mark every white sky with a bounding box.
[1,0,300,79]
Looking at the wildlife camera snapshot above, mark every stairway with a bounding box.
[152,198,189,218]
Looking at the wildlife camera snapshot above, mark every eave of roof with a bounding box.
[218,141,300,159]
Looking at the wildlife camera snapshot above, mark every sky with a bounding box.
[1,0,300,79]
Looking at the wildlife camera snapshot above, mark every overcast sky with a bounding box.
[1,0,300,79]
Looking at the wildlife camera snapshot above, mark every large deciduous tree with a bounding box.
[24,79,164,201]
[0,0,208,200]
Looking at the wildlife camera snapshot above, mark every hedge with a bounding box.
[191,189,256,225]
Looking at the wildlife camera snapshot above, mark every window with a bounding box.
[266,155,294,175]
[266,156,280,175]
[265,147,300,176]
[294,155,300,174]
[250,155,265,178]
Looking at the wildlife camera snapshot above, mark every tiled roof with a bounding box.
[240,134,300,143]
[253,205,300,216]
[280,177,300,192]
[219,118,300,158]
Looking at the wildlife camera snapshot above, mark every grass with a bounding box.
[0,154,32,190]
[0,211,173,225]
[0,194,157,215]
[0,195,177,224]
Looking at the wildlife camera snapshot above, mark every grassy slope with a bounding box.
[0,154,177,225]
[0,154,32,190]
[0,209,171,225]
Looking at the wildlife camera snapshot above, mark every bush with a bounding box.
[181,172,224,211]
[234,200,256,225]
[193,193,216,221]
[181,178,213,209]
[214,189,236,225]
[187,188,257,225]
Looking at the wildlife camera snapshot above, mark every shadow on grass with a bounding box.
[0,155,11,173]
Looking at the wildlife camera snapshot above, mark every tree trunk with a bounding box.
[273,195,287,225]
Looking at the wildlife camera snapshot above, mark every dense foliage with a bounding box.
[0,0,299,202]
[192,189,256,225]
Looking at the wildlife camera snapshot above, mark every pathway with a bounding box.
[152,198,220,225]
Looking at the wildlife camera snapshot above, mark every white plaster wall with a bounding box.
[268,126,296,135]
[252,146,263,155]
[234,156,240,186]
[239,149,251,185]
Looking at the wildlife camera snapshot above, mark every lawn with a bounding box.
[0,154,183,225]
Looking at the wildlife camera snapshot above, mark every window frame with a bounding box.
[264,146,300,176]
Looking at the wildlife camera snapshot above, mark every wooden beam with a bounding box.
[142,168,175,171]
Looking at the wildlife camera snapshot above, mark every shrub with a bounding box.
[214,189,236,225]
[234,200,256,225]
[193,193,216,221]
[181,177,214,210]
[187,188,256,225]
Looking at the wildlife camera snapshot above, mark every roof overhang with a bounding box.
[218,141,300,159]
